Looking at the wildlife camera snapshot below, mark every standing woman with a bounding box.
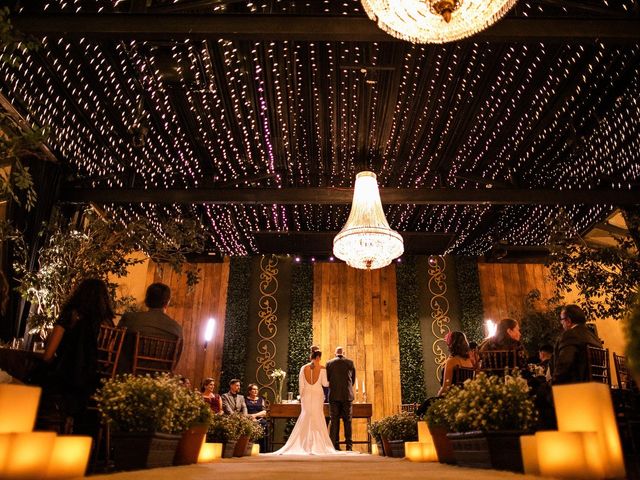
[40,278,115,426]
[201,378,222,413]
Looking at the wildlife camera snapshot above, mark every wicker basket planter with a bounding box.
[222,440,237,458]
[387,439,406,458]
[112,431,181,471]
[446,431,525,472]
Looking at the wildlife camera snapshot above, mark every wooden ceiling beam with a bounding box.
[13,14,640,42]
[59,187,640,205]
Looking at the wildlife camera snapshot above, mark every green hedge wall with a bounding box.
[220,256,251,391]
[454,256,484,343]
[396,256,426,404]
[287,263,313,394]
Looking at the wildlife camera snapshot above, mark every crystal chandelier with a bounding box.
[361,0,518,44]
[333,171,404,270]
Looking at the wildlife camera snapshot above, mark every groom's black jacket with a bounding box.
[326,355,356,402]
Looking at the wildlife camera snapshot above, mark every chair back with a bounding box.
[97,324,126,379]
[613,352,637,391]
[452,366,476,386]
[132,333,181,375]
[478,349,518,376]
[587,346,611,385]
[400,403,418,414]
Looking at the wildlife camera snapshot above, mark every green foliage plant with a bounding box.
[1,209,205,337]
[624,296,640,377]
[395,256,426,403]
[287,263,313,395]
[95,373,208,435]
[377,412,419,441]
[434,372,537,433]
[519,289,563,355]
[454,256,485,343]
[220,257,251,390]
[547,210,640,320]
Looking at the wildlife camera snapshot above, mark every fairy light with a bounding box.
[2,0,638,258]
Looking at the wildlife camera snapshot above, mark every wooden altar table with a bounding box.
[268,402,373,452]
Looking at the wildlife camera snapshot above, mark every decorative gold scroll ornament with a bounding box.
[428,255,451,381]
[255,255,279,401]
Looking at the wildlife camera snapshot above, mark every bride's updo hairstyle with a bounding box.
[310,350,322,361]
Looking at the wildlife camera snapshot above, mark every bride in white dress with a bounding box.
[272,350,337,455]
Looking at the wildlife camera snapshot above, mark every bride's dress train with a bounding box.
[271,366,337,455]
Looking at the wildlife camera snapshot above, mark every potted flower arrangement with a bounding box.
[624,297,640,387]
[95,373,204,470]
[424,398,456,464]
[231,414,265,457]
[207,413,244,458]
[434,372,537,472]
[377,412,418,458]
[368,419,386,456]
[173,389,214,465]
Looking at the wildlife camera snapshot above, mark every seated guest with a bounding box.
[437,331,474,396]
[468,341,480,370]
[538,344,554,381]
[201,377,222,413]
[479,318,528,369]
[553,304,601,385]
[38,278,115,427]
[117,283,182,372]
[246,383,268,452]
[221,379,248,415]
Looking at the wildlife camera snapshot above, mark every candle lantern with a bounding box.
[251,443,260,456]
[553,383,625,478]
[0,385,41,433]
[520,435,539,475]
[0,432,56,478]
[535,431,604,479]
[198,443,222,463]
[45,435,92,479]
[371,443,379,456]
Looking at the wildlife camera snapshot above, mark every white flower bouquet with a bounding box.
[269,368,286,403]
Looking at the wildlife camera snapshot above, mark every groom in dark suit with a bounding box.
[326,346,356,451]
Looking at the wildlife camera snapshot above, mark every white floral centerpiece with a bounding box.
[269,368,286,404]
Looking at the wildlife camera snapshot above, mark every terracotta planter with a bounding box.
[380,436,392,457]
[112,431,181,471]
[447,430,525,472]
[173,424,208,466]
[233,436,250,457]
[387,439,406,458]
[222,440,237,458]
[375,439,385,456]
[428,425,456,464]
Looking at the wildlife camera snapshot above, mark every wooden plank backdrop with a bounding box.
[145,259,230,390]
[313,262,402,451]
[477,262,556,323]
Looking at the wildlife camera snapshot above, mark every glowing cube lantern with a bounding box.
[198,443,223,463]
[251,443,260,456]
[0,432,56,479]
[535,431,604,479]
[553,382,625,479]
[519,435,539,476]
[0,385,41,433]
[371,443,379,456]
[405,422,438,462]
[45,435,93,479]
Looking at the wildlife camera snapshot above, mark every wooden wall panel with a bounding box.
[477,262,556,323]
[145,259,230,389]
[313,262,402,450]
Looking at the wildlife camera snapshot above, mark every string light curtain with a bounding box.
[361,0,518,44]
[333,171,404,270]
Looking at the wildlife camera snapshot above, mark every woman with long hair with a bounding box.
[437,331,474,396]
[40,278,115,423]
[479,318,527,368]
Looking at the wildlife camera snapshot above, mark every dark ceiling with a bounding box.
[2,0,640,258]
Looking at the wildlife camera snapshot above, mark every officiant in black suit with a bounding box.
[326,346,356,451]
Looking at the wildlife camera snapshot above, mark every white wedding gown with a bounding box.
[271,365,337,455]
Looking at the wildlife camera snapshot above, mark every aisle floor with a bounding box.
[90,454,549,480]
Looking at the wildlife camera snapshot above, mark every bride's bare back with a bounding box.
[303,363,323,385]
